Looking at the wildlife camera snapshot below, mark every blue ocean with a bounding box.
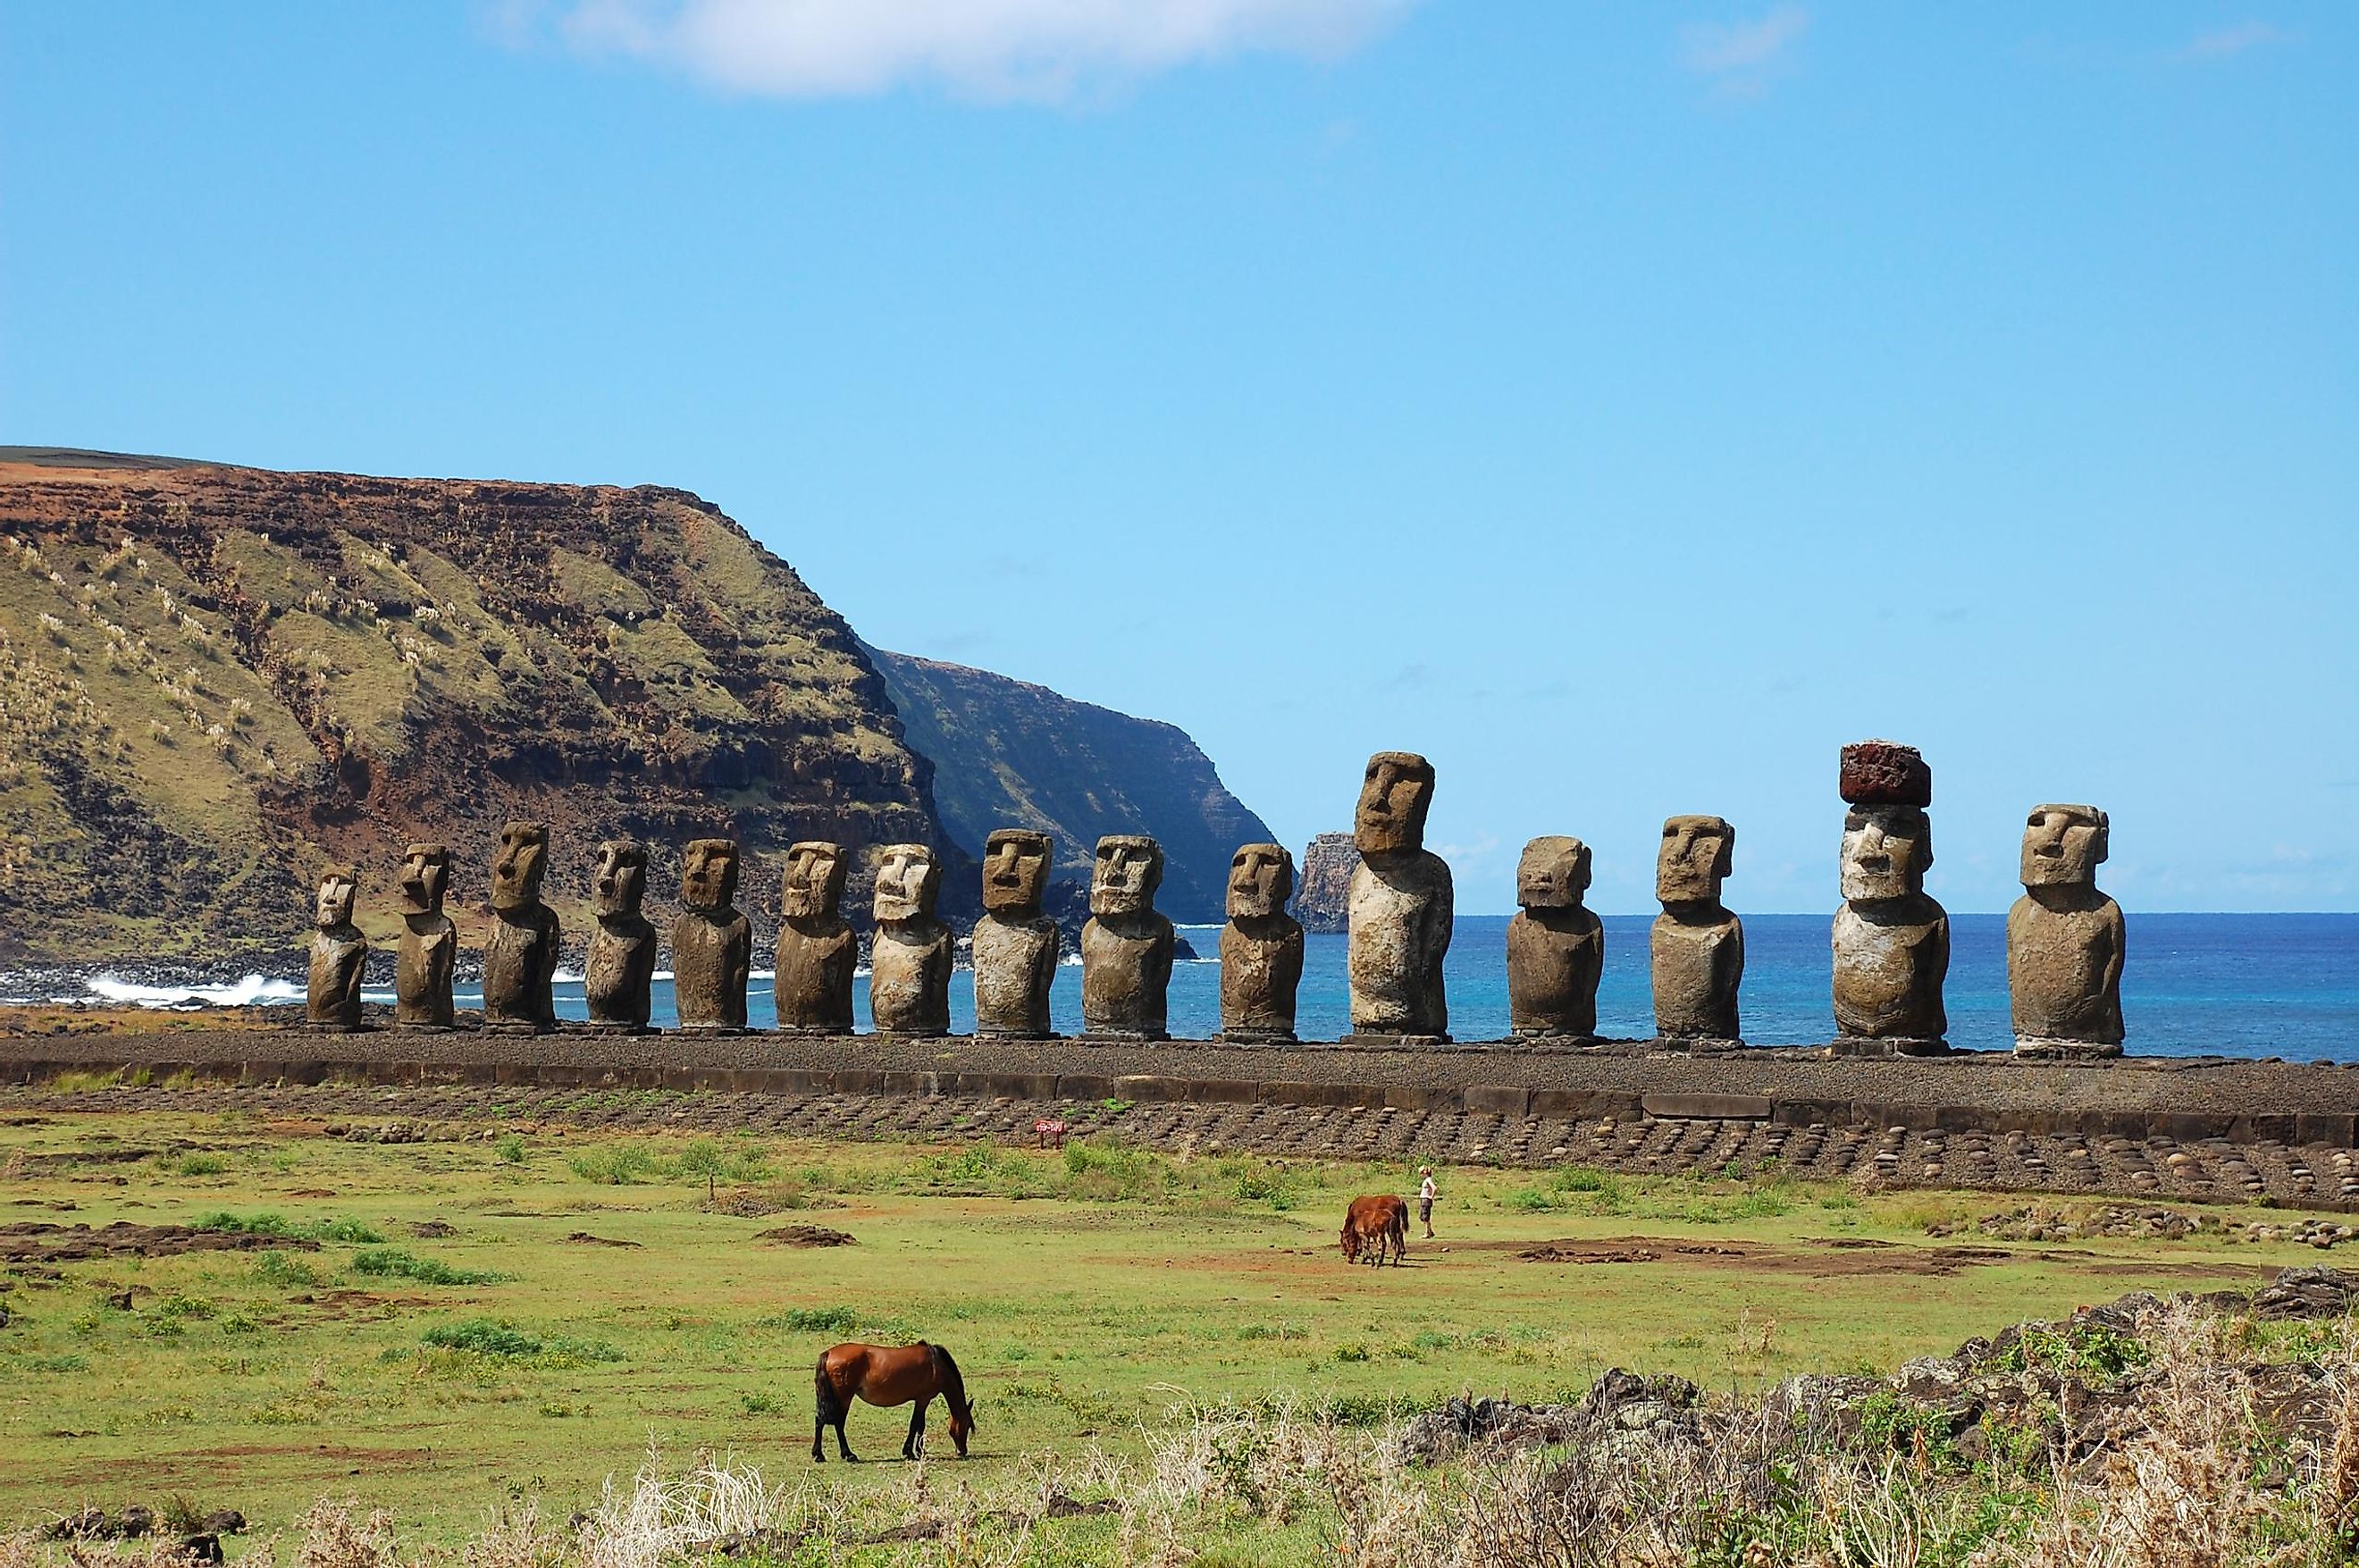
[357,911,2356,1061]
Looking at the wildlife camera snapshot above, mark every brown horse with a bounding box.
[812,1341,973,1463]
[1340,1195,1408,1267]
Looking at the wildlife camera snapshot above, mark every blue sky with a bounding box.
[4,3,2354,914]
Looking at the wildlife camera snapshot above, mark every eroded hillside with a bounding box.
[0,454,954,959]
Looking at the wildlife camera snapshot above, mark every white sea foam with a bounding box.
[551,968,585,985]
[84,974,303,1010]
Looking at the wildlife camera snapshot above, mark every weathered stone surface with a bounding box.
[1347,753,1452,1038]
[1294,833,1359,935]
[775,841,856,1036]
[583,840,656,1029]
[2010,805,2125,1056]
[482,821,559,1029]
[1839,740,1933,808]
[671,838,751,1031]
[1221,843,1303,1042]
[1833,792,1949,1045]
[1507,836,1603,1039]
[869,843,952,1036]
[1651,815,1742,1042]
[974,828,1060,1039]
[1081,835,1174,1040]
[393,843,455,1028]
[305,867,367,1029]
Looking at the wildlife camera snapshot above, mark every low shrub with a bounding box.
[351,1248,508,1287]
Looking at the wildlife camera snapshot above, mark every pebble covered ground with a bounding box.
[12,1078,2359,1213]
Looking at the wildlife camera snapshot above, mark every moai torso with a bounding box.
[306,868,368,1030]
[1830,744,1948,1044]
[973,829,1060,1038]
[583,840,657,1029]
[869,843,952,1036]
[1345,752,1452,1038]
[393,844,455,1028]
[672,838,751,1031]
[775,841,856,1035]
[483,822,559,1028]
[1221,843,1302,1042]
[2008,805,2125,1052]
[1080,835,1174,1039]
[1650,815,1742,1042]
[1506,836,1603,1038]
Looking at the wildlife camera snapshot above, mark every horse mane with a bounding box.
[929,1343,969,1411]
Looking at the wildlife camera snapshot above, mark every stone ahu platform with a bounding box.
[8,1027,2359,1209]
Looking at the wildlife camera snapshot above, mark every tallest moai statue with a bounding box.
[1346,751,1452,1042]
[1831,741,1950,1053]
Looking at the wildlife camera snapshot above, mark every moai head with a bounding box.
[680,838,741,913]
[1517,836,1592,910]
[490,821,550,913]
[1658,816,1734,906]
[1355,751,1436,856]
[1840,805,1933,902]
[397,843,449,917]
[592,840,648,918]
[983,829,1053,918]
[315,867,358,930]
[1092,835,1164,917]
[1227,843,1295,919]
[782,841,848,920]
[873,843,940,924]
[2021,804,2109,889]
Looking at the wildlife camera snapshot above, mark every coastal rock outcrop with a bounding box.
[1293,833,1358,935]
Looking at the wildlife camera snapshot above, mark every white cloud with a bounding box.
[534,0,1419,102]
[2179,21,2296,61]
[1678,5,1809,77]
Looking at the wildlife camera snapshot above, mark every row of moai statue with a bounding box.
[307,741,2124,1055]
[1493,741,2124,1056]
[304,820,1307,1041]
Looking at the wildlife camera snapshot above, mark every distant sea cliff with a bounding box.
[0,449,1270,960]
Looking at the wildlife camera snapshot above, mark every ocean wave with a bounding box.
[85,973,303,1010]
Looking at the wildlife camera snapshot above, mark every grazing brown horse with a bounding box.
[812,1341,973,1463]
[1340,1195,1408,1267]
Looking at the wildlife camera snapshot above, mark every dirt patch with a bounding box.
[1499,1234,2025,1279]
[408,1220,457,1238]
[563,1231,642,1248]
[756,1225,856,1248]
[0,1221,318,1263]
[1520,1246,1660,1264]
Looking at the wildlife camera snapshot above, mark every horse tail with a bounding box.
[813,1353,845,1425]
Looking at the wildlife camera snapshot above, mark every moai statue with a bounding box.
[1831,742,1950,1052]
[2009,805,2125,1057]
[1650,816,1742,1044]
[483,821,560,1031]
[775,841,857,1036]
[1082,835,1176,1040]
[973,829,1060,1039]
[306,866,368,1030]
[1346,751,1452,1040]
[393,843,455,1029]
[869,843,952,1036]
[1507,836,1604,1039]
[583,840,657,1030]
[1220,843,1303,1044]
[673,837,752,1032]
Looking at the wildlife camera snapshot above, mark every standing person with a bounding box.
[1417,1166,1439,1238]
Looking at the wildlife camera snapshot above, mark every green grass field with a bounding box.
[0,1106,2315,1555]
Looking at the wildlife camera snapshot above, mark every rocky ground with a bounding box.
[13,1077,2359,1213]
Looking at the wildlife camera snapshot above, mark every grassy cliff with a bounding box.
[0,451,953,959]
